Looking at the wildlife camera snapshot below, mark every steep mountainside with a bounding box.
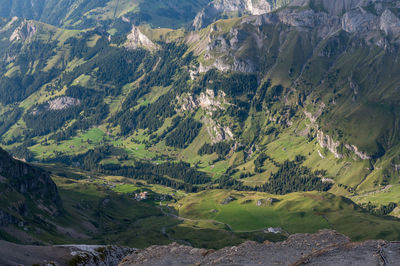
[0,147,61,230]
[0,1,399,195]
[1,0,400,247]
[186,0,400,191]
[190,0,400,154]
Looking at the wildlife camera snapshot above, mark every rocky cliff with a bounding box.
[124,26,160,51]
[193,0,292,29]
[119,230,399,265]
[191,0,400,72]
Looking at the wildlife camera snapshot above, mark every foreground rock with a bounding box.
[0,240,134,266]
[119,230,400,266]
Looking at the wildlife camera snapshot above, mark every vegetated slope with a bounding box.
[176,190,400,241]
[0,161,287,248]
[1,1,400,195]
[0,0,213,30]
[185,0,400,193]
[0,0,400,240]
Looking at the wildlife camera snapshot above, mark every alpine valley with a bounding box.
[1,0,400,265]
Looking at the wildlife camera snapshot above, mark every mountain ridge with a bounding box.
[0,0,214,30]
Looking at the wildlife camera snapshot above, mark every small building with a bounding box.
[266,227,282,234]
[134,191,148,201]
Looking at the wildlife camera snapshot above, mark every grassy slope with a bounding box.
[176,189,400,241]
[5,164,283,249]
[1,20,394,196]
[1,18,388,194]
[2,12,400,246]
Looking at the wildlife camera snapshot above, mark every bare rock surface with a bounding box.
[193,0,291,30]
[9,20,36,42]
[48,96,81,111]
[124,26,159,51]
[1,230,399,265]
[119,230,400,266]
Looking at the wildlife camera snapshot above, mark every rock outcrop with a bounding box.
[177,89,234,143]
[9,20,37,42]
[345,144,371,160]
[178,89,228,112]
[202,117,234,143]
[31,96,81,115]
[124,26,159,51]
[193,0,291,29]
[317,130,342,159]
[48,96,81,111]
[119,230,400,265]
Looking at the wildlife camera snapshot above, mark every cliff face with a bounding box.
[193,0,292,29]
[191,0,400,72]
[0,148,62,226]
[9,20,37,42]
[119,230,399,265]
[124,26,160,51]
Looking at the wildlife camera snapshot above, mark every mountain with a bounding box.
[0,0,400,197]
[1,0,400,255]
[190,0,400,157]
